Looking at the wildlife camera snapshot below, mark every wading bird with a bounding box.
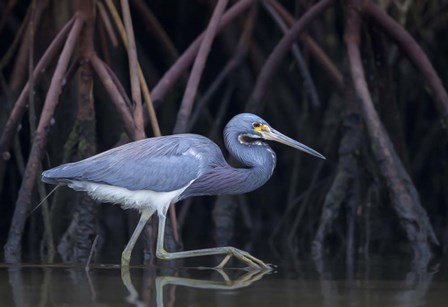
[42,113,325,270]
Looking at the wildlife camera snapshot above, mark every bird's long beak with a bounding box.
[262,128,326,159]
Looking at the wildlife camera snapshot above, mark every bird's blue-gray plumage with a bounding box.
[42,113,278,202]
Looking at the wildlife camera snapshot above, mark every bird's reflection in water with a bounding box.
[4,259,446,306]
[121,267,269,307]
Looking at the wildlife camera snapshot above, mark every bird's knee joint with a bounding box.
[156,249,168,259]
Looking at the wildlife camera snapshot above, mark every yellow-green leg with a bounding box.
[121,207,155,267]
[155,205,272,270]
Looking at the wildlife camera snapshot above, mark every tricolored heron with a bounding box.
[42,113,325,269]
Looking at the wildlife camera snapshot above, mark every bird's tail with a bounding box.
[41,169,63,184]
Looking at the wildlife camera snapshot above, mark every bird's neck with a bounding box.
[181,134,278,199]
[225,149,276,195]
[180,129,277,199]
[185,147,276,198]
[213,128,277,195]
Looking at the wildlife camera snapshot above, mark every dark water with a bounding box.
[1,257,447,306]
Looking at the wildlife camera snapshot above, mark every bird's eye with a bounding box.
[252,122,261,128]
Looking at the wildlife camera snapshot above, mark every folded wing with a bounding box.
[42,135,209,192]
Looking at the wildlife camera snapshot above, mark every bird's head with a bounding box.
[226,113,325,159]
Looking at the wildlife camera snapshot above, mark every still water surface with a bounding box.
[1,257,447,306]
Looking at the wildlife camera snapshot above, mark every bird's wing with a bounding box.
[43,135,211,192]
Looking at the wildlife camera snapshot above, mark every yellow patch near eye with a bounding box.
[254,124,270,133]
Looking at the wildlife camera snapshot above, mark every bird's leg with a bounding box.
[121,207,155,267]
[155,206,272,270]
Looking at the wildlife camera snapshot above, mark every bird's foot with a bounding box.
[216,247,274,271]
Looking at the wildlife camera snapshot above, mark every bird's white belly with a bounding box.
[68,181,192,211]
